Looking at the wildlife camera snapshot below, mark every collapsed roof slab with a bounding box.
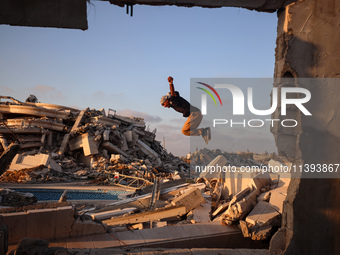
[0,127,42,134]
[106,0,292,12]
[0,0,88,30]
[0,104,70,120]
[5,119,66,132]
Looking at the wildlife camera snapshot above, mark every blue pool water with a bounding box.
[13,188,128,201]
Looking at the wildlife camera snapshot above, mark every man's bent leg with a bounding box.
[182,111,203,136]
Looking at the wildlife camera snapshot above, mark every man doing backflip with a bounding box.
[160,76,211,144]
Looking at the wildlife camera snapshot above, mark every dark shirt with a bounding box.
[169,95,200,118]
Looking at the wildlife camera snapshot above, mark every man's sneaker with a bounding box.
[202,127,211,145]
[205,127,211,140]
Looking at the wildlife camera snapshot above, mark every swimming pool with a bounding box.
[13,188,128,201]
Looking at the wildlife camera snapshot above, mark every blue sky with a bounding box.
[0,2,278,156]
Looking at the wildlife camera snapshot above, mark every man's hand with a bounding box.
[168,76,173,84]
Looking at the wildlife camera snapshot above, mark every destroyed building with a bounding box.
[0,95,189,187]
[1,0,339,254]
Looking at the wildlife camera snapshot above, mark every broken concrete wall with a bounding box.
[271,0,340,254]
[0,0,88,30]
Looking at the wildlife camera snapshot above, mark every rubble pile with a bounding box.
[79,182,210,229]
[188,149,291,242]
[76,159,289,242]
[219,171,289,241]
[0,96,189,187]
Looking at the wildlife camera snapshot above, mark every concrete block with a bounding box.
[152,221,167,228]
[199,155,228,180]
[121,134,129,151]
[226,189,258,221]
[190,199,211,223]
[103,206,187,226]
[251,225,272,240]
[88,207,138,221]
[1,212,28,244]
[137,139,159,159]
[131,223,143,230]
[110,154,127,164]
[257,191,271,202]
[82,134,99,156]
[230,187,251,204]
[212,201,229,217]
[245,201,280,227]
[101,141,129,158]
[49,158,62,172]
[26,208,57,240]
[248,172,272,191]
[239,220,251,238]
[9,153,49,171]
[102,130,111,141]
[171,188,206,212]
[68,135,83,151]
[69,133,99,156]
[124,130,133,142]
[269,187,287,213]
[90,116,120,126]
[54,206,75,239]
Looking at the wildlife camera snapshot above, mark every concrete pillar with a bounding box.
[271,0,340,254]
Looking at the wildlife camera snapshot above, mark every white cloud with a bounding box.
[0,86,15,94]
[30,84,66,101]
[118,109,162,123]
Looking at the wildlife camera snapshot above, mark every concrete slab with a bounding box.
[199,155,228,180]
[91,233,122,248]
[115,229,146,246]
[251,225,272,241]
[139,226,173,244]
[26,208,57,240]
[9,153,49,171]
[69,220,83,237]
[248,172,272,191]
[269,190,286,213]
[55,206,74,239]
[190,200,211,223]
[1,211,28,244]
[171,188,205,212]
[48,222,266,251]
[81,220,107,236]
[257,191,271,202]
[137,139,159,159]
[245,201,280,227]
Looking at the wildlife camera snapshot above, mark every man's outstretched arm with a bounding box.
[168,76,176,97]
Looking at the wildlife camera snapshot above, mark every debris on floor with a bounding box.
[0,95,291,248]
